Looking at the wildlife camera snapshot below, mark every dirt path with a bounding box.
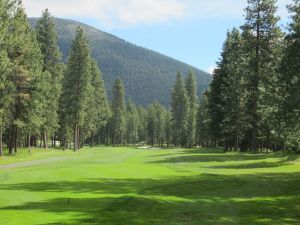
[0,156,66,170]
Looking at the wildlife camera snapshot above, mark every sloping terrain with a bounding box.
[30,18,212,106]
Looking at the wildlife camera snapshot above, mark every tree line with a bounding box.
[1,0,299,155]
[197,0,300,152]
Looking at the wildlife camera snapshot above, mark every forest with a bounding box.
[0,0,300,156]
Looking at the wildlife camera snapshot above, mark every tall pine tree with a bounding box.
[241,0,282,151]
[61,27,92,150]
[35,9,64,148]
[111,78,126,145]
[171,72,189,146]
[185,70,197,147]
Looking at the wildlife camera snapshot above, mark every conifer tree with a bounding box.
[0,0,14,156]
[6,3,46,153]
[61,27,92,150]
[125,100,139,145]
[171,72,189,146]
[219,28,248,150]
[185,70,197,147]
[35,9,64,148]
[207,69,224,146]
[111,78,126,145]
[278,0,300,150]
[196,93,212,147]
[88,60,110,147]
[241,0,282,151]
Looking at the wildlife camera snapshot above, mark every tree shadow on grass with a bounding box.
[1,173,300,224]
[149,154,283,164]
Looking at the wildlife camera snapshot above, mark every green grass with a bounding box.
[0,147,299,225]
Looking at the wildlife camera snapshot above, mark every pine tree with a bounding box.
[196,93,211,147]
[6,3,46,153]
[111,78,126,145]
[0,0,14,156]
[278,0,300,150]
[61,27,92,150]
[171,72,189,146]
[185,70,197,147]
[241,0,282,151]
[35,9,64,148]
[207,69,224,146]
[125,99,139,145]
[88,59,110,147]
[219,28,248,151]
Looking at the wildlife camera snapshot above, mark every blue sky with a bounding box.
[24,0,292,73]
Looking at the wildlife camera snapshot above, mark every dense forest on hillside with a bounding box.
[0,0,299,155]
[29,18,212,106]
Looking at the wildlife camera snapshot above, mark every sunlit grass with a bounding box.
[0,147,299,225]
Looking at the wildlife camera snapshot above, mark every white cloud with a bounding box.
[207,66,216,74]
[23,0,293,27]
[23,0,186,27]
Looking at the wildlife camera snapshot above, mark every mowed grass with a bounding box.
[0,147,299,225]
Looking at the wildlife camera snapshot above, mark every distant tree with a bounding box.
[171,72,189,146]
[111,78,126,145]
[35,9,64,148]
[125,99,139,145]
[185,70,197,147]
[136,105,147,143]
[196,93,211,147]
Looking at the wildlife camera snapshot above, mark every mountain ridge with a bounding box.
[29,17,212,106]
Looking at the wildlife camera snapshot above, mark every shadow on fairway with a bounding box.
[149,154,283,164]
[1,172,300,224]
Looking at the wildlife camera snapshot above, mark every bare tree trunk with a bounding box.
[91,132,94,148]
[28,133,31,150]
[14,126,18,153]
[74,125,78,151]
[42,131,48,149]
[0,130,3,157]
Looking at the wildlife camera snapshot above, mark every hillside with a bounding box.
[30,18,212,106]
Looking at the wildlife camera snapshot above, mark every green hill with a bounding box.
[30,18,212,106]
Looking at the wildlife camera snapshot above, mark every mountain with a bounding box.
[29,18,212,106]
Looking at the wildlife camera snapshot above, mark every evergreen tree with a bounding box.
[171,72,189,146]
[207,68,224,146]
[6,3,46,153]
[35,9,64,148]
[196,93,211,147]
[88,60,110,147]
[0,0,14,156]
[219,28,248,151]
[241,0,282,151]
[185,70,197,147]
[111,78,126,145]
[61,27,92,150]
[278,0,300,150]
[125,99,139,145]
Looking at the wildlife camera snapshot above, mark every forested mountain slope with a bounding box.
[30,18,212,106]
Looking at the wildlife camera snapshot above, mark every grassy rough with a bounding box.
[0,147,299,225]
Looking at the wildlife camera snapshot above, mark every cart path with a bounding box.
[0,156,66,170]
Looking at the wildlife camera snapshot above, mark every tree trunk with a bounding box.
[43,131,48,149]
[28,133,31,150]
[0,130,3,157]
[8,126,14,154]
[74,125,78,151]
[14,126,18,153]
[91,132,94,148]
